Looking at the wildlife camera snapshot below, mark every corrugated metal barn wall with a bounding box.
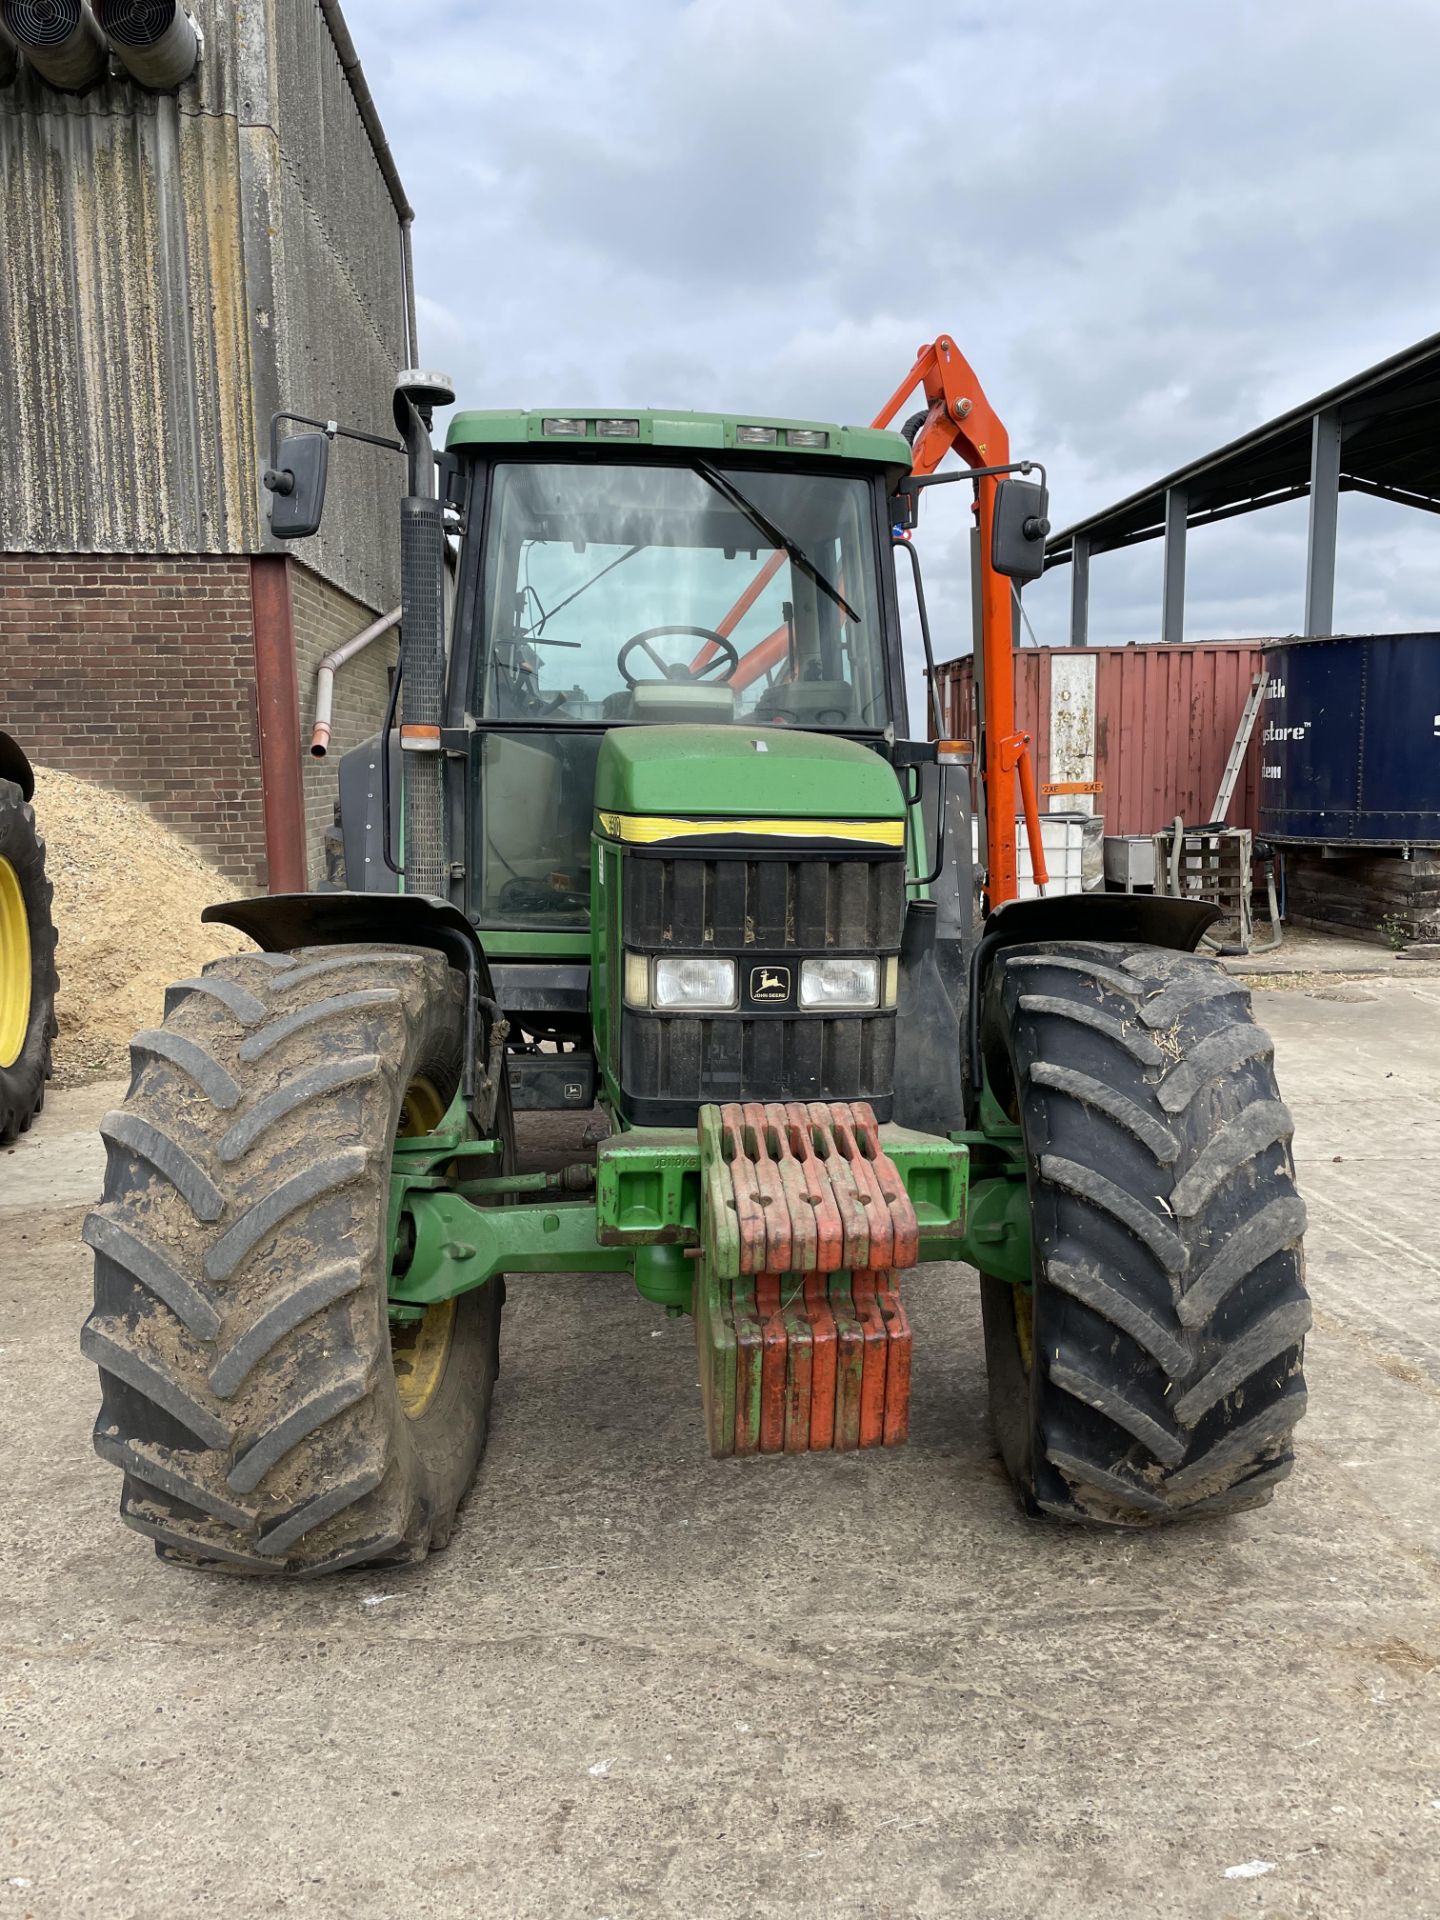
[0,9,256,555]
[936,643,1267,836]
[0,0,403,614]
[247,0,406,613]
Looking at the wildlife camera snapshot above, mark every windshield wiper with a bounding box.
[527,541,643,640]
[692,461,858,625]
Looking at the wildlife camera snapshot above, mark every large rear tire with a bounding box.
[82,945,502,1576]
[0,776,57,1144]
[980,940,1309,1526]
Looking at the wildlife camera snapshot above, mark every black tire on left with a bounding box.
[0,775,58,1144]
[82,944,503,1577]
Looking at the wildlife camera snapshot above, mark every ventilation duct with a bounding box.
[94,0,196,90]
[0,0,109,90]
[0,19,18,84]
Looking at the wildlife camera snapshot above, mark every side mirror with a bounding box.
[264,432,331,540]
[991,478,1050,581]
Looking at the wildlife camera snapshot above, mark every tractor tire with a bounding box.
[979,939,1309,1526]
[82,944,503,1577]
[0,776,58,1144]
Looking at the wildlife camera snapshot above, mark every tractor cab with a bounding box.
[443,411,914,945]
[427,410,928,1126]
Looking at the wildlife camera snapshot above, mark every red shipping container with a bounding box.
[934,642,1267,838]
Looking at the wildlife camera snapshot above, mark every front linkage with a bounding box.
[388,1090,1038,1458]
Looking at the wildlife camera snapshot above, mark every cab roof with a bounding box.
[445,407,913,473]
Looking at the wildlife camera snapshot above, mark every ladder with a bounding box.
[1209,670,1268,824]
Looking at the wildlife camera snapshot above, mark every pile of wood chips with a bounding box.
[32,768,254,1085]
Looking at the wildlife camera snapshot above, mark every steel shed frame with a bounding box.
[1045,330,1440,647]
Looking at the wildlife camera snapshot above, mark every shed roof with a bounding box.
[1046,329,1440,564]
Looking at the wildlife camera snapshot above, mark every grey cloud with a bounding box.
[342,0,1438,656]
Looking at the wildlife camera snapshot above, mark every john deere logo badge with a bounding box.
[750,965,791,1004]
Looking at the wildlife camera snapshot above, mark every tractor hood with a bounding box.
[593,726,904,826]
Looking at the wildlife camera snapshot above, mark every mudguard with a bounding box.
[963,891,1222,1118]
[202,891,491,989]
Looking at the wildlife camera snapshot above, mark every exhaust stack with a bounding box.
[94,0,196,90]
[1,0,108,91]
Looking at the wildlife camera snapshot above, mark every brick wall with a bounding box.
[0,554,267,884]
[290,563,397,885]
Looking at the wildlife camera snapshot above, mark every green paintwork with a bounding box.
[390,1120,970,1310]
[445,407,913,474]
[941,1084,1032,1285]
[632,1243,693,1310]
[905,787,930,894]
[595,1128,702,1241]
[952,1173,1033,1287]
[592,725,904,821]
[590,834,624,1107]
[391,1194,633,1306]
[476,929,592,959]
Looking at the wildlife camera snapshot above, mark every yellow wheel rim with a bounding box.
[0,857,32,1071]
[390,1077,457,1421]
[1014,1285,1035,1376]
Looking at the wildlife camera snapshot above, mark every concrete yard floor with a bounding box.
[3,978,1439,1919]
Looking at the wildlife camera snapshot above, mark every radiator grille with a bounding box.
[623,852,903,952]
[620,848,904,1123]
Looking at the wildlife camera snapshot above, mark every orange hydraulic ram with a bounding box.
[706,335,1047,904]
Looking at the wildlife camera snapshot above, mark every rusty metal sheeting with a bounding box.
[696,1102,917,1458]
[936,642,1268,837]
[0,2,404,615]
[0,90,258,553]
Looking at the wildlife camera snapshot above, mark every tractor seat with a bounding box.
[604,682,737,724]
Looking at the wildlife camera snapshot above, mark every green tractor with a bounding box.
[0,730,58,1145]
[83,347,1309,1576]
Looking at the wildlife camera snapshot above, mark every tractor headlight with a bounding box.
[652,954,738,1011]
[799,956,880,1011]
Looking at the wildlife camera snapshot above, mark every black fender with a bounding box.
[202,891,491,985]
[964,891,1222,1114]
[0,730,36,801]
[202,893,499,1116]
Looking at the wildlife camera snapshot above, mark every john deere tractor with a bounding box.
[83,340,1309,1576]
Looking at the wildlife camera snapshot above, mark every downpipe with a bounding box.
[310,606,400,757]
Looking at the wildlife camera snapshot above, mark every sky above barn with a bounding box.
[343,0,1440,657]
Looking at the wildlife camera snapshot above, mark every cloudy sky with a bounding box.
[344,0,1440,656]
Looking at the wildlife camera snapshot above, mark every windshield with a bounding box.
[474,461,890,731]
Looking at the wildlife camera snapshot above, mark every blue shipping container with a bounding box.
[1258,634,1440,846]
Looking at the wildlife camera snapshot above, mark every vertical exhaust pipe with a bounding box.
[0,0,109,91]
[93,0,197,90]
[392,371,455,899]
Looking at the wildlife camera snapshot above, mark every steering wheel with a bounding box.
[617,625,740,688]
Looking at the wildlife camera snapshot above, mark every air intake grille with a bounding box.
[619,848,904,1124]
[623,852,903,952]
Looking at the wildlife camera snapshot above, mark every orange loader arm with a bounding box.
[708,334,1046,906]
[877,334,1046,907]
